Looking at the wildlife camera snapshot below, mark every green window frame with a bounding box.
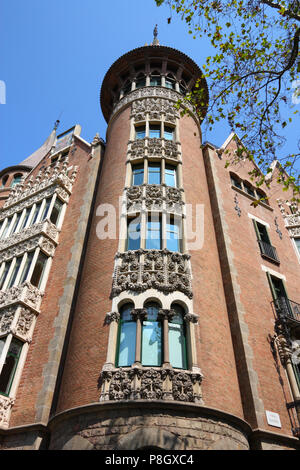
[0,338,23,396]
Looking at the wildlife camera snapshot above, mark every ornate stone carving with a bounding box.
[104,311,120,324]
[147,138,163,157]
[128,139,146,159]
[1,160,77,215]
[99,366,203,403]
[285,214,300,228]
[130,308,147,321]
[112,86,197,123]
[125,184,183,213]
[0,282,43,312]
[111,249,192,299]
[15,307,35,340]
[0,235,56,264]
[274,334,292,365]
[0,306,16,335]
[184,313,199,324]
[0,396,14,429]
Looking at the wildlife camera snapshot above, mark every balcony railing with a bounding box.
[272,297,300,323]
[258,240,280,263]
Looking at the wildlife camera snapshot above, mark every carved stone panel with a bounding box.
[0,282,43,312]
[99,366,203,403]
[0,396,14,429]
[111,249,192,299]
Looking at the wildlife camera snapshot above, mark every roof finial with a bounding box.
[54,119,60,131]
[152,24,159,46]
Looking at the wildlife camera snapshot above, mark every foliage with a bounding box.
[155,0,300,199]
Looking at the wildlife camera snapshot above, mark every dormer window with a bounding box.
[10,173,23,188]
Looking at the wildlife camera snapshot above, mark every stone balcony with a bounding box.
[125,184,184,214]
[111,249,193,299]
[0,281,43,313]
[99,366,203,404]
[0,219,59,264]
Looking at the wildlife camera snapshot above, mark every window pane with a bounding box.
[136,126,146,139]
[142,304,162,366]
[117,304,136,367]
[7,257,22,289]
[0,262,10,290]
[136,77,146,88]
[50,199,63,226]
[132,165,144,186]
[164,127,174,141]
[118,322,136,367]
[19,209,30,231]
[169,322,187,369]
[146,220,161,250]
[10,175,22,187]
[166,222,180,252]
[18,252,34,285]
[40,198,52,221]
[149,125,161,139]
[150,76,161,86]
[230,176,242,190]
[10,213,21,235]
[165,166,176,187]
[165,79,175,90]
[30,253,48,288]
[0,338,22,395]
[257,222,270,244]
[148,164,161,185]
[244,184,255,197]
[295,238,300,255]
[127,220,141,250]
[0,338,5,357]
[1,217,12,239]
[30,202,42,226]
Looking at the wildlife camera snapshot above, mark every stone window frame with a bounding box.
[0,192,66,241]
[105,295,199,373]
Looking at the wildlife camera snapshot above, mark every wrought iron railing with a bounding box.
[272,297,300,323]
[258,240,279,263]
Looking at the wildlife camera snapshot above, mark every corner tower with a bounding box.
[47,37,249,450]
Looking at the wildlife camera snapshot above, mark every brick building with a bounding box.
[0,36,300,450]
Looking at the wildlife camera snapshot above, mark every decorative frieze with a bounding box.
[112,86,197,123]
[285,214,300,228]
[99,366,203,403]
[131,97,179,123]
[127,137,179,162]
[0,234,56,264]
[125,184,184,213]
[0,395,14,429]
[1,160,78,216]
[0,281,43,313]
[111,249,193,299]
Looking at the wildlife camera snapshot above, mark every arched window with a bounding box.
[169,304,187,369]
[135,74,146,89]
[165,74,176,90]
[10,173,23,188]
[142,302,162,366]
[150,72,161,87]
[116,303,136,367]
[122,80,132,96]
[1,175,9,188]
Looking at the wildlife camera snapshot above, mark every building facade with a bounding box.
[0,38,300,450]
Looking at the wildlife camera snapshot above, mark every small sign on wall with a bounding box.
[265,410,281,428]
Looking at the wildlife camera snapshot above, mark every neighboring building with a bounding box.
[0,35,300,450]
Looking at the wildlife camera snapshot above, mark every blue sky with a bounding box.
[1,0,299,172]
